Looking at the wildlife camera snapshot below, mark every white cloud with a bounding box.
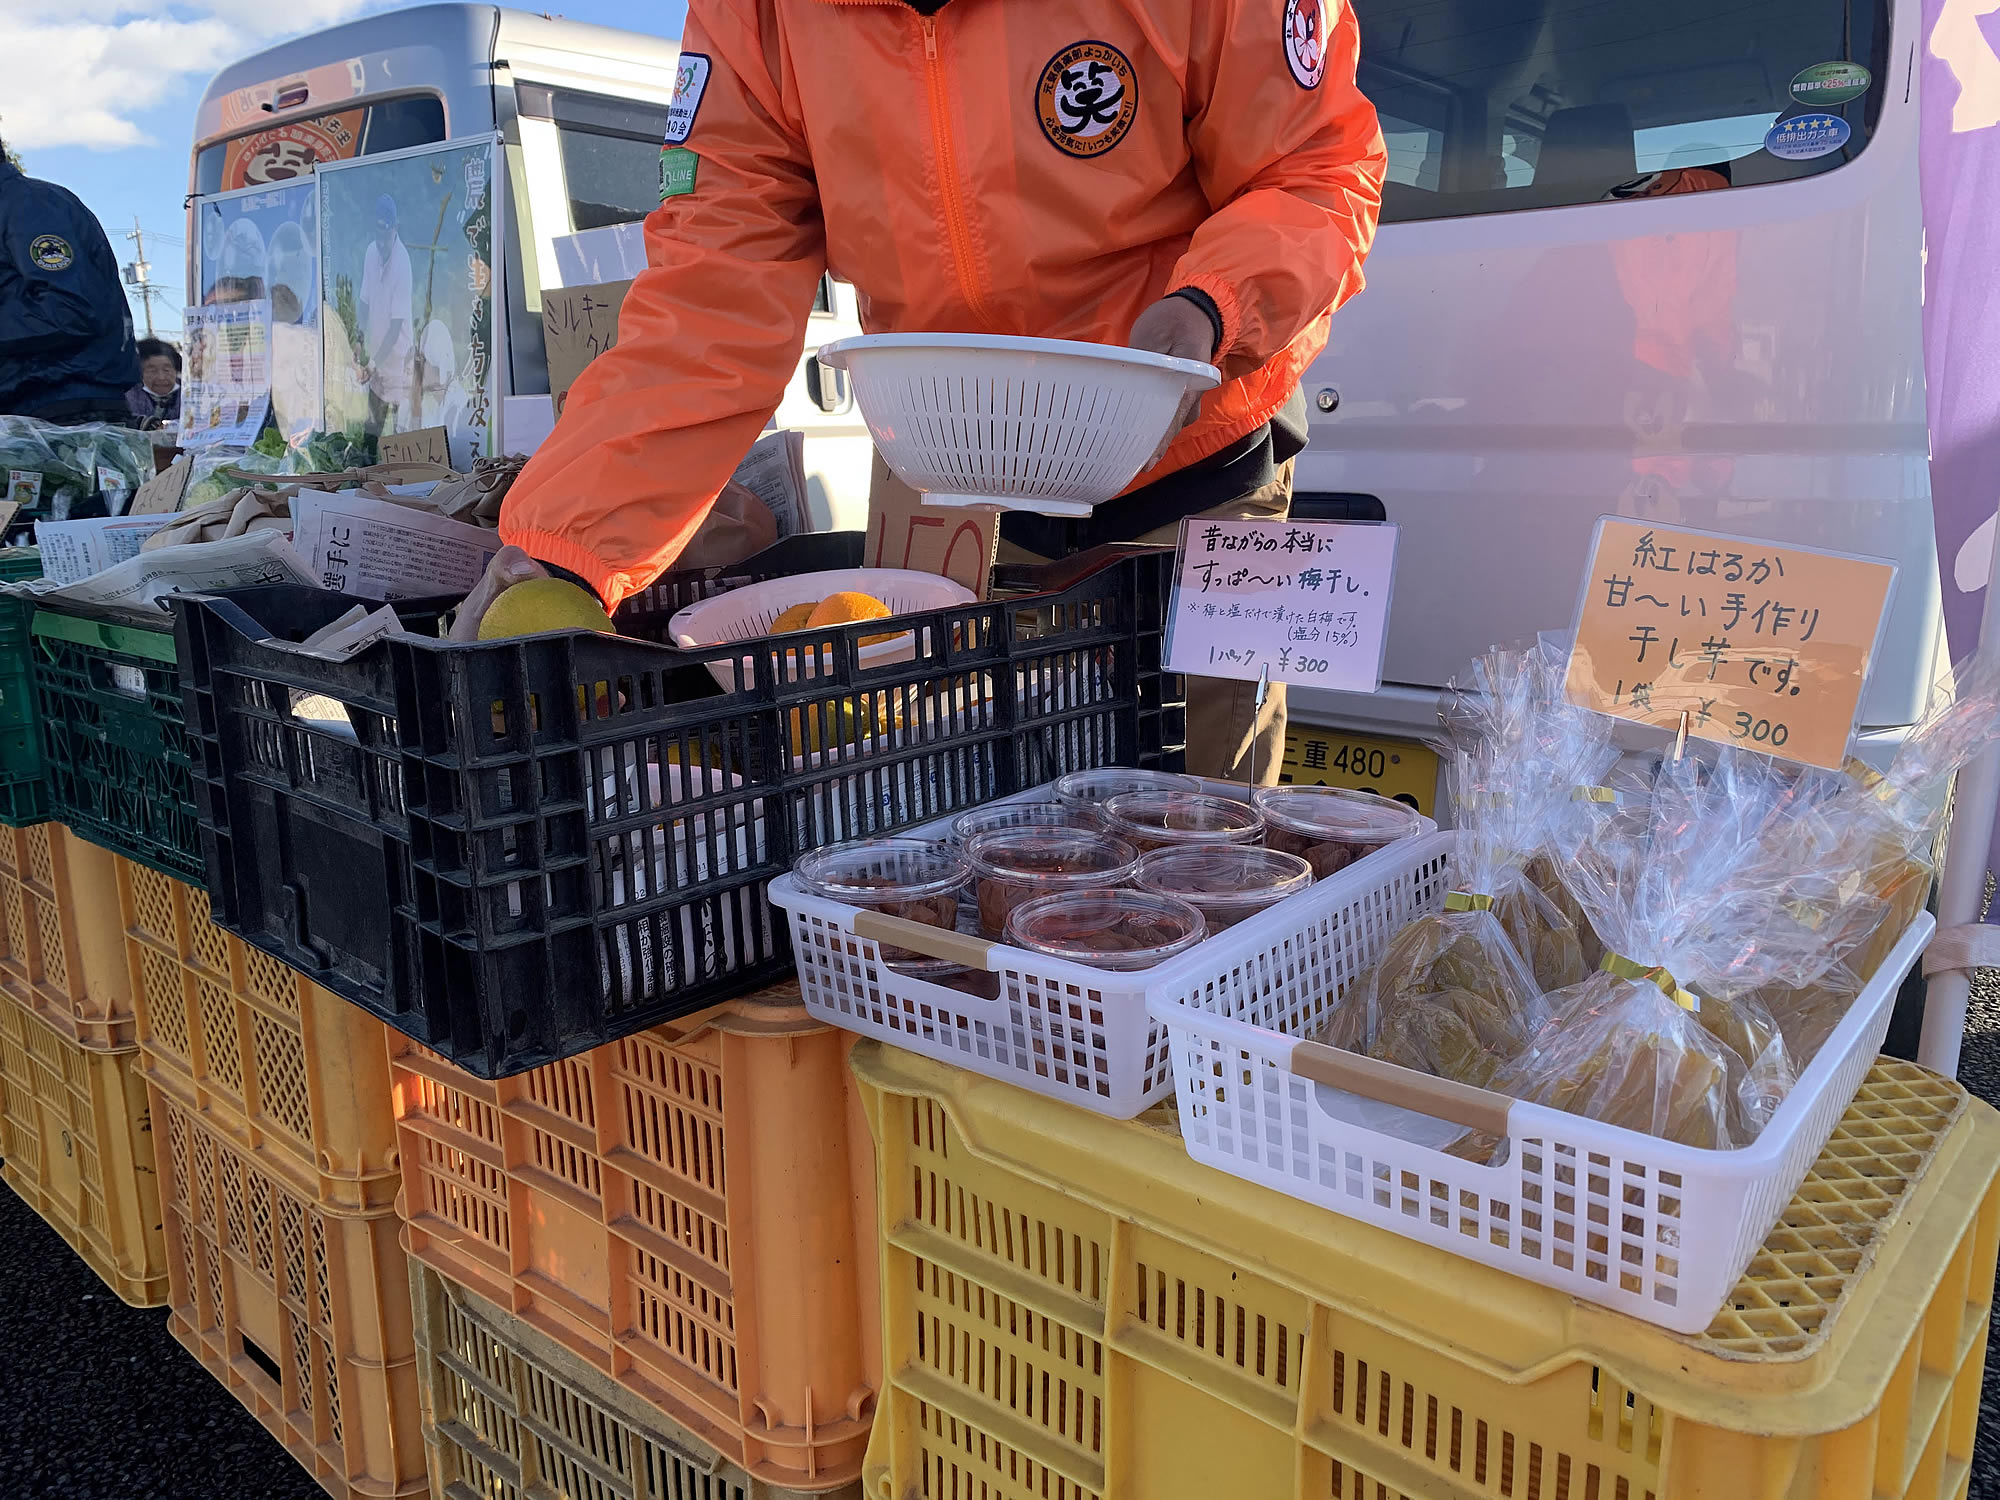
[0,1,380,151]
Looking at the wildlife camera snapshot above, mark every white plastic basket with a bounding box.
[766,782,1440,1118]
[668,566,976,692]
[1147,835,1936,1333]
[815,333,1220,517]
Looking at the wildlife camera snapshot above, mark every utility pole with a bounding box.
[122,217,156,337]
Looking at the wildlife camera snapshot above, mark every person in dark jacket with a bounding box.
[0,139,138,424]
[125,336,181,428]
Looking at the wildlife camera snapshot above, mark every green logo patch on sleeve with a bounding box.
[659,148,699,200]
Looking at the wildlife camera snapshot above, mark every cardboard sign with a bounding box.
[866,455,997,599]
[1566,518,1897,769]
[543,280,633,419]
[377,426,450,467]
[127,461,192,517]
[1163,518,1399,691]
[0,500,19,537]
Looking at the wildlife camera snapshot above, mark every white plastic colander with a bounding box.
[814,333,1221,516]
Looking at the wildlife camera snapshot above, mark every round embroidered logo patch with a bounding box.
[1037,41,1138,159]
[1285,0,1330,90]
[28,234,74,272]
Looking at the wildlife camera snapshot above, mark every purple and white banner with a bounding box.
[1921,0,2000,916]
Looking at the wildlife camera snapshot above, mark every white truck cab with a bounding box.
[1288,0,1932,814]
[189,3,870,525]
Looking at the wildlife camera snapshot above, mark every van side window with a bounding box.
[1355,0,1889,223]
[519,85,673,232]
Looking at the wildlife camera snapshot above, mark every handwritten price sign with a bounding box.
[1566,518,1897,769]
[1163,518,1398,690]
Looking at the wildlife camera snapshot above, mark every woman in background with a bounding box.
[125,337,181,428]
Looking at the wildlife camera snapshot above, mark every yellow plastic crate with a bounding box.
[122,855,400,1212]
[0,822,136,1051]
[0,985,166,1305]
[411,1258,865,1500]
[854,1043,1998,1500]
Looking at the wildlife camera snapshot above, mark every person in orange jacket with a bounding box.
[471,0,1387,781]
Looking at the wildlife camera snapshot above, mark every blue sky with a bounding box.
[5,1,686,339]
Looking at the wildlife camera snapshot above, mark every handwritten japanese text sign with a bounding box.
[1163,519,1398,691]
[542,279,633,419]
[1566,518,1896,769]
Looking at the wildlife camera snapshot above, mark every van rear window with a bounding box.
[194,96,446,195]
[1354,0,1889,222]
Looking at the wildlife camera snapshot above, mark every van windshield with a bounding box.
[1352,0,1889,222]
[194,96,447,195]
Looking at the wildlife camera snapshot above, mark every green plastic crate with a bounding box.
[0,551,48,827]
[32,605,199,879]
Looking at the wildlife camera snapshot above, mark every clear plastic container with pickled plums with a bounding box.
[1053,767,1200,810]
[950,798,1106,845]
[964,826,1141,937]
[1100,789,1265,854]
[1003,889,1207,972]
[1134,844,1312,932]
[793,838,968,962]
[1250,785,1425,878]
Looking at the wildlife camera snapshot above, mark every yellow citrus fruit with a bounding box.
[771,601,817,633]
[788,697,878,754]
[807,591,898,646]
[478,577,617,640]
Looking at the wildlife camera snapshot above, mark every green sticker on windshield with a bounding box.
[1791,62,1871,106]
[659,147,698,200]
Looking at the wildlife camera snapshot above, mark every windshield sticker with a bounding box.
[1790,61,1872,106]
[1765,113,1852,161]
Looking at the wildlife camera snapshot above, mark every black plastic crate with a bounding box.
[177,543,1183,1078]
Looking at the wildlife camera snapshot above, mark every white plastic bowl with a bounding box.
[668,566,976,691]
[814,333,1221,516]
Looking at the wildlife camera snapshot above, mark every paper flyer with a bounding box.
[182,299,274,449]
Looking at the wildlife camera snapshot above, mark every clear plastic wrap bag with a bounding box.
[1492,977,1749,1148]
[1320,644,1603,1072]
[1736,655,2000,1066]
[1483,748,1879,1148]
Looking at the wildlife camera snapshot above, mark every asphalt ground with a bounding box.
[3,984,2000,1499]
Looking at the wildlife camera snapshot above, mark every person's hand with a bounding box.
[449,545,551,641]
[1128,295,1219,469]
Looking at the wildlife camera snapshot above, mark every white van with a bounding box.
[1287,0,1931,812]
[189,2,872,528]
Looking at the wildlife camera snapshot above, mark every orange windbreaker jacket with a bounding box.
[502,0,1386,608]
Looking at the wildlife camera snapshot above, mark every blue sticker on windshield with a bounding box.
[1765,113,1851,161]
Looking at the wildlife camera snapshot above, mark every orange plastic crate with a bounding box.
[0,822,136,1051]
[154,1083,426,1500]
[391,990,880,1489]
[0,984,165,1304]
[122,855,399,1212]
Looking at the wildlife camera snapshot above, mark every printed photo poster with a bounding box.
[181,300,274,450]
[318,137,503,470]
[195,179,321,446]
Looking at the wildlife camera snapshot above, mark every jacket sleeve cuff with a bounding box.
[1168,288,1224,358]
[501,526,646,613]
[1171,271,1242,360]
